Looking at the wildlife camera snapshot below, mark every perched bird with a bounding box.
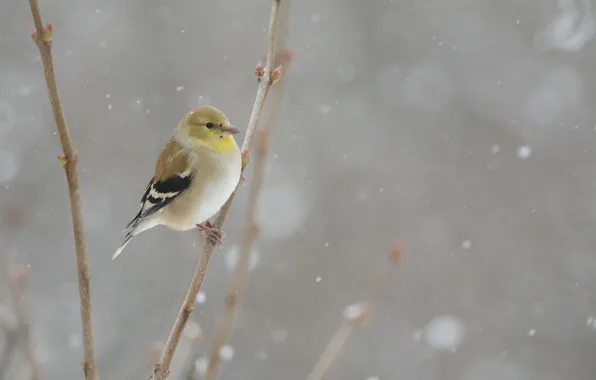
[113,105,242,259]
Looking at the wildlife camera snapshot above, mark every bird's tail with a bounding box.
[112,217,158,260]
[112,232,134,260]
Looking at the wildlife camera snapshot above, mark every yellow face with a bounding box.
[180,106,240,152]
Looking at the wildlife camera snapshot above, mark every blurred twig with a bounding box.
[8,267,42,380]
[152,1,288,379]
[198,2,292,379]
[203,130,272,380]
[0,249,42,380]
[27,1,98,379]
[0,308,19,380]
[305,244,403,380]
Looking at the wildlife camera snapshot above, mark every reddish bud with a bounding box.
[30,28,38,43]
[241,150,250,167]
[57,155,68,166]
[255,61,265,77]
[390,242,403,262]
[42,23,53,42]
[271,65,283,84]
[9,265,29,287]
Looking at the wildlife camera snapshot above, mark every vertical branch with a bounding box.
[0,308,18,380]
[305,244,403,380]
[8,267,42,380]
[27,1,98,379]
[204,129,271,380]
[153,1,287,379]
[202,3,293,378]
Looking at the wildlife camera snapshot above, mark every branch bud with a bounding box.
[57,154,68,166]
[271,65,283,84]
[241,150,250,167]
[42,23,53,42]
[390,242,403,262]
[255,61,265,78]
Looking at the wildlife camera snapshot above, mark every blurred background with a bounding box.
[2,0,596,378]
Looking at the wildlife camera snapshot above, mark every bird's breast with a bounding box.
[193,149,241,225]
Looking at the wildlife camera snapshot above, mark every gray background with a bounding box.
[1,0,596,379]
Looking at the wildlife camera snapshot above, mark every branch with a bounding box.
[201,2,293,378]
[204,129,270,380]
[7,267,42,380]
[0,306,19,380]
[305,244,403,380]
[153,1,286,379]
[27,1,98,379]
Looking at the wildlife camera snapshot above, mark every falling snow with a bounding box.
[343,303,365,321]
[535,0,595,52]
[219,345,235,361]
[2,1,594,378]
[517,145,532,159]
[224,245,261,272]
[194,357,208,377]
[424,315,465,351]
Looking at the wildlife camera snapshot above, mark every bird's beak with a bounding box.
[221,124,240,135]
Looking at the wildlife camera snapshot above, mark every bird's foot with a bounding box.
[197,221,226,246]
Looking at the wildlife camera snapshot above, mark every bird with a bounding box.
[113,105,242,260]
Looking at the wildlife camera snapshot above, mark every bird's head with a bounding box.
[178,105,240,152]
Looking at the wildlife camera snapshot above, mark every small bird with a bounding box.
[113,105,242,259]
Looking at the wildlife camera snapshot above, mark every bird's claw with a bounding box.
[197,221,226,246]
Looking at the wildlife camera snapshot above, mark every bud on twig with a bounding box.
[270,65,283,84]
[255,61,265,78]
[390,242,403,262]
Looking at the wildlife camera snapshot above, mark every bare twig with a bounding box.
[305,244,403,380]
[153,1,286,379]
[7,267,42,380]
[0,313,19,380]
[201,2,293,379]
[27,1,98,379]
[204,129,271,380]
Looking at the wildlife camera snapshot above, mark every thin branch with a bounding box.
[204,129,271,380]
[0,230,18,380]
[202,2,293,378]
[305,244,403,380]
[153,1,285,379]
[7,267,42,380]
[27,1,98,379]
[0,311,19,380]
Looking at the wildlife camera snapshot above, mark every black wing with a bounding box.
[125,171,194,231]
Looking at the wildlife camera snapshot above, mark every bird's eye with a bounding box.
[205,122,215,129]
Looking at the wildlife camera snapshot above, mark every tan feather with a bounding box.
[154,138,190,181]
